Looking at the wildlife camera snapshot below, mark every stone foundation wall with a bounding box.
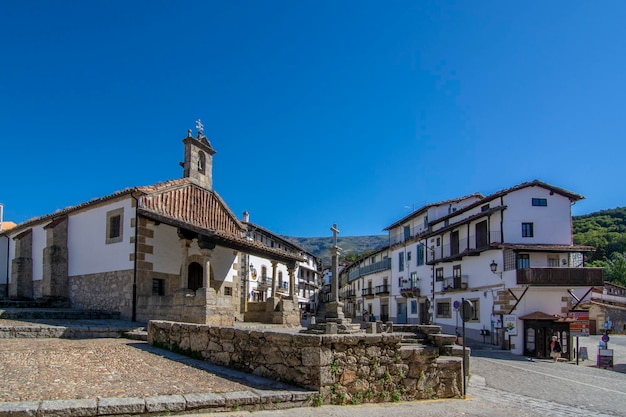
[69,270,133,318]
[148,321,462,405]
[244,298,301,327]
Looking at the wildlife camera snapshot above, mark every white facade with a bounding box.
[68,199,135,276]
[375,180,602,358]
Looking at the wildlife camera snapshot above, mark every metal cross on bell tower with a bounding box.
[195,119,204,136]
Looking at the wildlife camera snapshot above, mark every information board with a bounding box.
[597,349,614,368]
[568,311,590,337]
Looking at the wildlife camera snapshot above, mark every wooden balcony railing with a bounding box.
[516,267,604,286]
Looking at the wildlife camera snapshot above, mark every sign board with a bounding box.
[568,311,590,337]
[597,349,614,368]
[602,334,610,343]
[503,315,517,336]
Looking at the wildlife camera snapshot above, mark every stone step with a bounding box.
[0,308,121,320]
[123,328,148,341]
[0,298,71,309]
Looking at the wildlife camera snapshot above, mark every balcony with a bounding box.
[399,281,420,298]
[516,267,604,287]
[362,287,375,298]
[442,275,469,292]
[341,288,356,299]
[348,258,391,281]
[427,231,502,264]
[375,284,390,295]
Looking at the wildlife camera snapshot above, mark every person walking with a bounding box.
[550,335,562,362]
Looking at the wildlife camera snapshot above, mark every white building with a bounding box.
[340,246,391,322]
[362,180,602,359]
[0,128,318,326]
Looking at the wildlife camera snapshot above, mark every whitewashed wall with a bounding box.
[149,223,182,275]
[31,224,46,282]
[0,236,8,285]
[68,199,134,276]
[503,187,573,244]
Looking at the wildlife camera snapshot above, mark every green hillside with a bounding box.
[283,235,388,266]
[573,207,626,263]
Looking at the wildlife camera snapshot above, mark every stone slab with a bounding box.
[97,397,145,415]
[183,392,226,409]
[144,394,186,413]
[221,390,261,406]
[39,399,97,417]
[0,401,39,417]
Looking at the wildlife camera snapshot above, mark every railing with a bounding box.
[517,268,604,286]
[428,231,502,263]
[362,287,375,297]
[341,288,356,299]
[442,275,469,291]
[375,284,389,295]
[348,258,392,281]
[389,225,428,245]
[399,279,420,298]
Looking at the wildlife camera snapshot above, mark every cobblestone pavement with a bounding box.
[0,337,291,402]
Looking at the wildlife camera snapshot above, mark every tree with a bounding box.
[601,252,626,286]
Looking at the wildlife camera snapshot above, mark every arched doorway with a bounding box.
[188,262,203,291]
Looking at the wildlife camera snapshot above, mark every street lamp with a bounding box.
[490,260,502,279]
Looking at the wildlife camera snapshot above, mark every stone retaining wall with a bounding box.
[148,321,462,405]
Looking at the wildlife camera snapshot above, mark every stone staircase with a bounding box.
[0,303,146,340]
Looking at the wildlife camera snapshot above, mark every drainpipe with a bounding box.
[131,192,139,322]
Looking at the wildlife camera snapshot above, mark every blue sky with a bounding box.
[1,1,624,237]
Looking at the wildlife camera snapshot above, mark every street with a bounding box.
[183,335,626,417]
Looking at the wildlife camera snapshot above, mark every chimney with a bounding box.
[243,211,249,223]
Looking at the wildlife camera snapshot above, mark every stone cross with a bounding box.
[196,119,204,134]
[331,224,340,248]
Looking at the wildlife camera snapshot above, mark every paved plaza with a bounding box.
[0,321,624,416]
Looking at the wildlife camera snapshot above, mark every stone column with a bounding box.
[271,261,278,297]
[288,265,296,298]
[200,248,212,289]
[179,239,191,289]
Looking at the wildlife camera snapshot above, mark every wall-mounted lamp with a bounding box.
[490,260,502,279]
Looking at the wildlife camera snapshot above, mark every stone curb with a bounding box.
[0,390,318,417]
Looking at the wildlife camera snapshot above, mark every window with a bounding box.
[468,298,480,322]
[548,255,559,267]
[517,254,530,269]
[481,204,490,212]
[416,244,425,266]
[522,222,534,238]
[152,278,165,296]
[407,251,412,262]
[436,237,441,246]
[224,286,232,296]
[404,226,411,240]
[106,208,124,244]
[453,265,462,289]
[436,300,451,318]
[411,300,418,314]
[532,198,547,207]
[435,267,444,282]
[398,252,404,272]
[423,216,428,229]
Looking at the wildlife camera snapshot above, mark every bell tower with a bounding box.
[182,120,217,190]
